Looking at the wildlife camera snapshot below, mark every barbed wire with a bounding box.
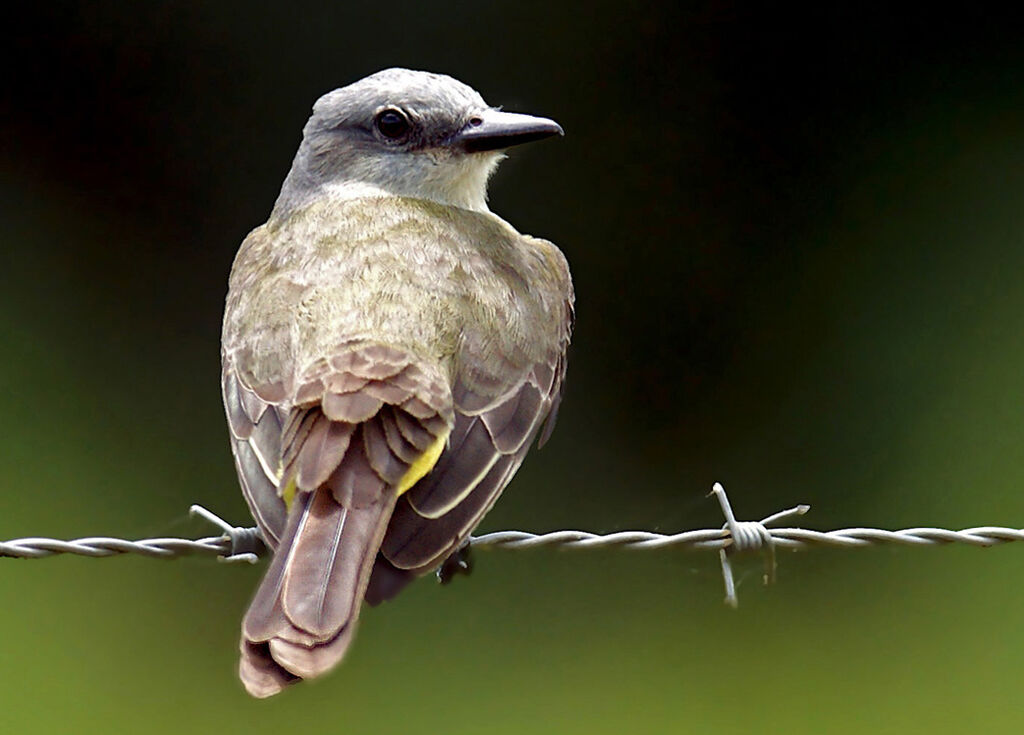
[3,483,1022,606]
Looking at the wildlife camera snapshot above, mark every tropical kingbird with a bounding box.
[221,68,574,698]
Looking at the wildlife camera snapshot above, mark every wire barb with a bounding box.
[4,484,1024,608]
[188,504,267,564]
[709,482,809,608]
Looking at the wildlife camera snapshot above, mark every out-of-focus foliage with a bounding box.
[3,3,1023,732]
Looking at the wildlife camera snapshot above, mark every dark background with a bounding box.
[3,3,1023,732]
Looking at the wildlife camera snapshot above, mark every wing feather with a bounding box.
[224,368,289,546]
[382,436,533,571]
[374,344,567,579]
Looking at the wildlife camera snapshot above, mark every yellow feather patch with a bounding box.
[277,427,448,509]
[396,428,450,496]
[280,476,297,511]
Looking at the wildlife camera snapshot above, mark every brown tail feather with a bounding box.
[239,483,397,697]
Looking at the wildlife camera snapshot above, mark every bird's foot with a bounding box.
[436,540,473,585]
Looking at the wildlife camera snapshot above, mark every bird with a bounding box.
[220,68,574,698]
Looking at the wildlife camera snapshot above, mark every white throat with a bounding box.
[327,150,504,213]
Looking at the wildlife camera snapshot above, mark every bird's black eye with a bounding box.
[374,108,410,140]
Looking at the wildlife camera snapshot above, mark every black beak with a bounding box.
[450,109,564,153]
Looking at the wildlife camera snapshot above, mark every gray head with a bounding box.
[272,68,563,217]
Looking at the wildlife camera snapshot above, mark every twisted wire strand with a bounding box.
[3,495,1022,559]
[0,535,233,560]
[466,525,1024,550]
[7,527,1022,562]
[4,483,1022,607]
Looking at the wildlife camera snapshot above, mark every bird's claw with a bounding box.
[436,540,473,585]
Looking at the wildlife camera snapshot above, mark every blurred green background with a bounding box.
[4,2,1024,732]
